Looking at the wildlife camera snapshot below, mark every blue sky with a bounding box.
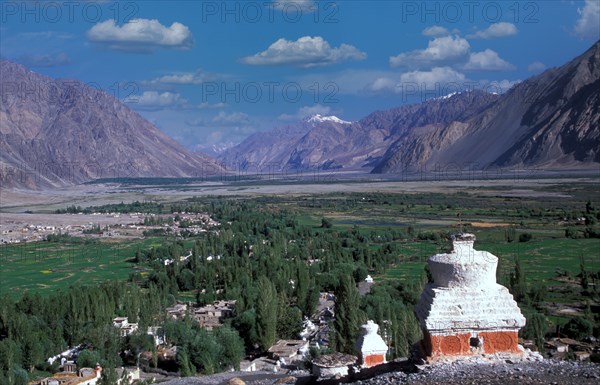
[1,0,599,150]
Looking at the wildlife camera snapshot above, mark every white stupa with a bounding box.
[415,234,526,359]
[354,320,388,367]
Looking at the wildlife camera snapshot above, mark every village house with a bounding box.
[239,356,280,373]
[311,353,357,379]
[47,345,85,366]
[357,275,374,296]
[299,318,317,341]
[165,302,188,320]
[192,300,236,330]
[165,300,236,329]
[147,326,166,347]
[33,363,102,385]
[235,338,309,373]
[112,317,139,337]
[267,340,309,363]
[115,367,140,385]
[545,338,595,360]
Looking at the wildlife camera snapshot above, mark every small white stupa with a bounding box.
[354,320,388,367]
[415,234,526,360]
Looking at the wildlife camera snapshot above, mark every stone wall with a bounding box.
[423,330,521,357]
[363,354,386,367]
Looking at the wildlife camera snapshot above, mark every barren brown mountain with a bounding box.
[221,41,599,174]
[374,40,600,173]
[219,92,499,171]
[0,60,225,189]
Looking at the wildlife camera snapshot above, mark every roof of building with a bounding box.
[267,340,308,359]
[312,353,357,368]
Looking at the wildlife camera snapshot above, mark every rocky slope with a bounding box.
[156,358,600,385]
[374,40,600,173]
[353,359,600,385]
[219,92,499,171]
[218,121,313,170]
[0,60,225,189]
[220,41,599,174]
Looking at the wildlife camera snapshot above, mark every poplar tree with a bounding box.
[334,275,365,354]
[509,256,526,303]
[214,326,245,370]
[256,276,278,351]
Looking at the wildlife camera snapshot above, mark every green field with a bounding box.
[0,237,163,297]
[385,238,600,283]
[2,181,599,308]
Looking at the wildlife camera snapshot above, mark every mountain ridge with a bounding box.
[219,90,501,171]
[375,39,599,173]
[0,60,225,189]
[219,41,600,174]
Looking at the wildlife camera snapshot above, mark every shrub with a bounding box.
[563,317,593,340]
[320,218,333,228]
[519,233,533,242]
[565,227,579,239]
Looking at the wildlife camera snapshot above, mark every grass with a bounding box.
[483,238,600,283]
[0,237,165,298]
[384,237,600,307]
[383,242,439,281]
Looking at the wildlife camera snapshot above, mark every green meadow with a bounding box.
[0,237,160,297]
[385,238,600,284]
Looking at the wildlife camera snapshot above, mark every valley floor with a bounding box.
[2,174,597,212]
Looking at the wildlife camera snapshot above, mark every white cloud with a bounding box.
[466,22,518,39]
[463,49,515,71]
[399,67,467,87]
[150,73,202,85]
[184,118,208,127]
[213,111,250,126]
[126,91,186,109]
[207,131,224,143]
[86,19,194,52]
[389,36,470,69]
[527,61,546,73]
[198,102,227,109]
[367,77,400,93]
[482,79,521,93]
[390,36,514,72]
[242,36,366,68]
[19,31,74,40]
[574,0,600,39]
[278,104,332,120]
[144,70,219,86]
[368,67,467,94]
[293,69,398,96]
[272,0,316,11]
[2,32,75,65]
[15,53,71,67]
[187,111,251,127]
[422,26,449,37]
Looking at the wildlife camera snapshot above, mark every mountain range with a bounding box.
[220,40,600,174]
[0,60,225,189]
[1,41,598,190]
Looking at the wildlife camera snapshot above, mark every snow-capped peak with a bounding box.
[306,114,352,125]
[436,91,461,100]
